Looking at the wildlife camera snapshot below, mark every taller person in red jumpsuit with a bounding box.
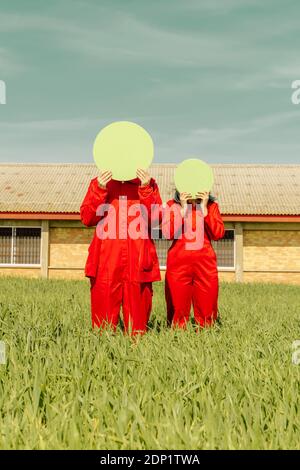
[162,190,225,328]
[80,169,162,335]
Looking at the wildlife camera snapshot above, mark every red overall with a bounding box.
[80,177,161,334]
[163,200,225,328]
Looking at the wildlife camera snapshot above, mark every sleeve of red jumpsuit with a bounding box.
[204,201,225,241]
[80,177,108,227]
[138,178,162,227]
[161,200,185,240]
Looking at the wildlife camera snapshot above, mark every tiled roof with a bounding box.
[0,163,299,215]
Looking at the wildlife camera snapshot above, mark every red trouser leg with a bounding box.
[192,275,219,327]
[90,277,122,330]
[122,282,153,335]
[165,272,193,328]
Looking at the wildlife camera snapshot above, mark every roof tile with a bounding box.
[0,163,299,215]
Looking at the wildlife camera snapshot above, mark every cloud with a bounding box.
[178,0,262,12]
[0,12,79,33]
[0,113,178,133]
[189,110,300,142]
[0,117,104,131]
[144,109,300,163]
[0,4,297,80]
[0,47,23,75]
[1,111,299,164]
[0,10,259,68]
[52,12,241,68]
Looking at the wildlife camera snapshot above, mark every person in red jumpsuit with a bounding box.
[162,189,225,328]
[80,169,162,334]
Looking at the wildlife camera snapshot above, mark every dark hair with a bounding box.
[173,190,217,204]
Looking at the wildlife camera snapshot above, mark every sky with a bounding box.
[0,0,300,164]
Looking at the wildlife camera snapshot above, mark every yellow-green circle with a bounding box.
[93,121,154,181]
[174,158,214,198]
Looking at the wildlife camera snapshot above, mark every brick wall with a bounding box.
[1,220,300,284]
[0,268,40,278]
[218,271,236,282]
[243,230,300,272]
[243,272,300,284]
[49,226,93,270]
[47,225,300,284]
[48,269,86,280]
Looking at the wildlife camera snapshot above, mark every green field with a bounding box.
[0,276,299,450]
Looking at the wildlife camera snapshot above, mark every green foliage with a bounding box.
[0,277,299,449]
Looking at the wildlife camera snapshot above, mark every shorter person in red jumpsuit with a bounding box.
[80,169,161,335]
[162,190,225,328]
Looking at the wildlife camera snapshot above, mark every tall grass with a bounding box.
[0,276,299,449]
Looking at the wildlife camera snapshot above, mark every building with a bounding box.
[0,163,299,284]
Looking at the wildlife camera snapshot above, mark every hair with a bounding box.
[173,189,217,204]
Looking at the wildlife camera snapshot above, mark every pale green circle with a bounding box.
[93,121,154,181]
[174,159,214,198]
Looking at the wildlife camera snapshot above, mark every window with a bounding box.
[0,227,11,264]
[151,227,171,268]
[212,229,235,269]
[0,227,41,265]
[153,229,235,270]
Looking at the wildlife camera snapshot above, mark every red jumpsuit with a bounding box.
[163,200,225,328]
[80,177,161,334]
